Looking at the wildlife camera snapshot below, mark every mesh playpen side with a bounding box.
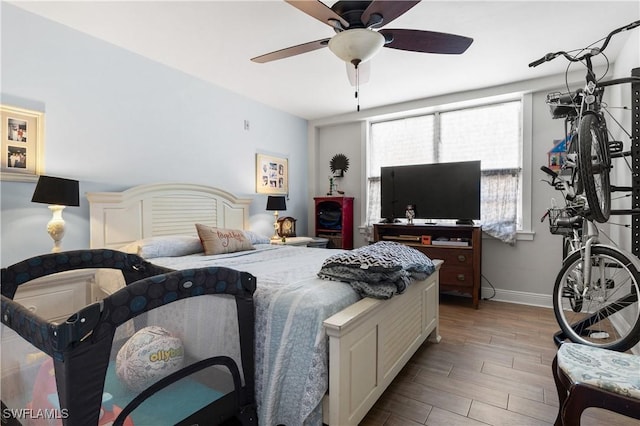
[1,249,257,426]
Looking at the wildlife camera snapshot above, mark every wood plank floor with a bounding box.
[360,295,640,426]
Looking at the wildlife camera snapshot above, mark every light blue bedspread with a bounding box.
[151,245,359,425]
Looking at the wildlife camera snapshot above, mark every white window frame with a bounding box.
[364,93,534,240]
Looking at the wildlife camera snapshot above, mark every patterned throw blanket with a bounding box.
[318,241,435,299]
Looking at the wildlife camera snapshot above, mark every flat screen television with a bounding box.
[380,160,481,224]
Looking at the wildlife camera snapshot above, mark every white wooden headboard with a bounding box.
[86,183,252,249]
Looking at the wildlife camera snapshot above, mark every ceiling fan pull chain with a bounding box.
[355,62,360,112]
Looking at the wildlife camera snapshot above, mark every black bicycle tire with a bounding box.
[561,235,582,314]
[552,245,640,351]
[578,114,611,223]
[567,133,583,195]
[562,236,571,260]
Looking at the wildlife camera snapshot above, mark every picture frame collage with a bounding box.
[256,153,288,195]
[1,105,45,182]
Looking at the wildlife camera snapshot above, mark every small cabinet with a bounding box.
[374,223,482,308]
[314,196,354,249]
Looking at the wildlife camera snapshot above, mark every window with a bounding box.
[367,100,523,244]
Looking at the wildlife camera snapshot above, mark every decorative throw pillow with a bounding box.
[195,224,255,255]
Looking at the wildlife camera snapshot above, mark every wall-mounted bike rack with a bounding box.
[607,68,640,256]
[631,67,640,258]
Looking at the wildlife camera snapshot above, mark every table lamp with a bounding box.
[31,175,80,252]
[266,195,286,240]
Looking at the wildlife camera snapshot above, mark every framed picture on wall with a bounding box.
[1,105,45,182]
[256,153,288,195]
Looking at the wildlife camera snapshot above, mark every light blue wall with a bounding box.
[0,4,308,266]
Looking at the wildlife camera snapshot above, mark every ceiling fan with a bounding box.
[251,0,474,85]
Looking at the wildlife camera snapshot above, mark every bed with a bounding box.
[86,183,442,426]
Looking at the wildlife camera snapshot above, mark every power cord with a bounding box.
[481,273,496,300]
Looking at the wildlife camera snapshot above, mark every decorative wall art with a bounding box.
[1,105,45,182]
[330,153,349,177]
[256,153,288,195]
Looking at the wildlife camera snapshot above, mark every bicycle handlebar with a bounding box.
[540,165,558,179]
[540,165,576,199]
[528,19,640,68]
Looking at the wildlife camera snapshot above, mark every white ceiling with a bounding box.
[10,0,640,120]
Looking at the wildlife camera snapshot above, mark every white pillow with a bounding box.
[243,230,270,245]
[119,236,203,259]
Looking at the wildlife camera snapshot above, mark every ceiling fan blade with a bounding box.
[346,61,371,86]
[285,0,349,28]
[379,28,473,54]
[251,38,331,63]
[361,1,420,28]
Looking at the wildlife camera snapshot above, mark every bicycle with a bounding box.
[530,19,640,224]
[541,165,640,351]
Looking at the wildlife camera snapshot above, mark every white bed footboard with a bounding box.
[322,260,442,426]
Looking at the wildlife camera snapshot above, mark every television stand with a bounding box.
[373,223,482,308]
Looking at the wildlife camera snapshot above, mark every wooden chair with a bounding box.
[552,342,640,426]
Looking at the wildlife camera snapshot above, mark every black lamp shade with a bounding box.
[266,196,286,211]
[31,175,80,207]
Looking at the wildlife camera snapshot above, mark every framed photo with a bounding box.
[1,105,45,182]
[256,153,288,194]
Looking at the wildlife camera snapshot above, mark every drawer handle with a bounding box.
[457,255,467,262]
[457,274,465,281]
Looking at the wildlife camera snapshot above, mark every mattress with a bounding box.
[96,244,360,426]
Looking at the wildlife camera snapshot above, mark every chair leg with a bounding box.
[563,383,640,426]
[561,390,585,426]
[552,355,568,426]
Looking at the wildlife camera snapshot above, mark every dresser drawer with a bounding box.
[420,247,473,267]
[439,266,474,289]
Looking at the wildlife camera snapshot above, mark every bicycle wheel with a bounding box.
[553,245,640,351]
[566,133,583,196]
[578,114,611,222]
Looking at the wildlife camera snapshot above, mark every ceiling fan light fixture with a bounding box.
[328,29,385,65]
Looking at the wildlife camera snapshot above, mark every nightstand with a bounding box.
[271,236,314,246]
[307,237,329,248]
[13,269,94,323]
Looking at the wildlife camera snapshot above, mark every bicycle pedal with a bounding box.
[608,140,623,153]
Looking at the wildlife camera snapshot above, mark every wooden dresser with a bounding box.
[373,223,482,308]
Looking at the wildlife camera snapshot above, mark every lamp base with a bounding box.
[272,210,280,240]
[47,205,66,253]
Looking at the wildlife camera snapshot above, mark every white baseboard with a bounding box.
[481,287,553,308]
